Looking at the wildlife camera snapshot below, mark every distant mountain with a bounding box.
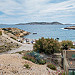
[16,22,63,25]
[50,22,63,25]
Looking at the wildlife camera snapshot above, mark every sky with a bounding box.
[0,0,75,24]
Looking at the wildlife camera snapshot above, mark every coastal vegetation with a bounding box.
[58,72,65,75]
[61,40,73,50]
[0,31,2,35]
[47,63,56,70]
[33,37,61,54]
[22,51,46,65]
[34,37,73,54]
[0,42,20,53]
[24,64,31,69]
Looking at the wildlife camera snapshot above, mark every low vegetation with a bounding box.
[0,43,20,53]
[61,40,73,50]
[0,31,2,35]
[47,63,56,70]
[24,64,31,69]
[22,54,36,63]
[58,72,65,75]
[22,51,46,65]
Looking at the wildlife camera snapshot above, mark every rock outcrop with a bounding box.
[2,28,30,37]
[64,26,75,30]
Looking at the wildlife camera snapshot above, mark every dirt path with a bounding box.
[7,44,33,54]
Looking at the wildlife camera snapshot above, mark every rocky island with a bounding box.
[64,26,75,30]
[16,22,63,25]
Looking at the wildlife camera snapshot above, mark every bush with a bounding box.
[38,59,46,65]
[33,37,61,54]
[0,31,2,35]
[24,64,30,69]
[47,63,56,70]
[71,45,75,49]
[61,40,73,50]
[58,72,65,75]
[22,54,36,63]
[30,58,36,63]
[23,54,35,60]
[22,52,46,65]
[17,51,21,54]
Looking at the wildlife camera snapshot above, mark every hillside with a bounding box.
[0,54,60,75]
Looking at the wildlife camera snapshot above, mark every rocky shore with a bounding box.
[64,26,75,29]
[2,28,30,37]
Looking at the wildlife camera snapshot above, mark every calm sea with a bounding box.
[0,24,75,41]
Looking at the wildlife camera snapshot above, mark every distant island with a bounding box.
[16,22,75,25]
[16,22,63,25]
[0,22,75,25]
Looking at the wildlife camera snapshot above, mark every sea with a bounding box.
[0,24,75,41]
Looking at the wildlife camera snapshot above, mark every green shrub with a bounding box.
[24,64,30,69]
[0,31,2,35]
[61,40,73,50]
[33,37,61,54]
[30,58,36,63]
[22,53,46,65]
[71,45,75,49]
[17,51,21,54]
[38,59,46,65]
[22,54,36,63]
[23,55,31,60]
[47,63,56,70]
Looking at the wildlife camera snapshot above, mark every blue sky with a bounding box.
[0,0,75,24]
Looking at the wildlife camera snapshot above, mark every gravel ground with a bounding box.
[6,44,33,54]
[0,54,49,75]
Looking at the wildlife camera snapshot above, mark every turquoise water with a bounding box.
[0,24,75,41]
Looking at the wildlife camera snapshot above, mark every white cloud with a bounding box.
[0,0,75,23]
